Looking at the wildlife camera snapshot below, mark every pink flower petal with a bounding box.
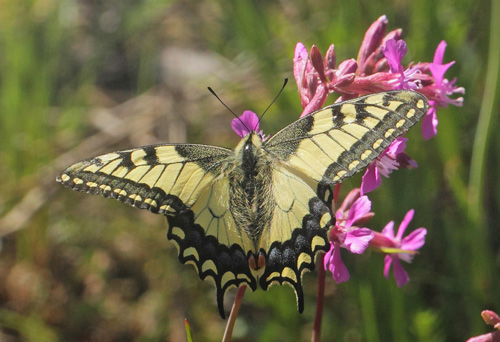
[377,154,401,177]
[324,243,334,270]
[422,105,438,140]
[429,41,456,86]
[482,310,500,326]
[396,152,418,169]
[380,210,425,287]
[433,40,447,65]
[338,188,361,214]
[346,196,371,227]
[294,42,308,60]
[310,45,327,82]
[300,83,328,117]
[430,61,455,87]
[466,331,500,342]
[345,228,374,254]
[324,44,336,70]
[401,228,427,251]
[396,209,414,240]
[386,137,407,155]
[391,256,410,287]
[361,163,382,195]
[293,42,313,108]
[231,111,260,137]
[337,58,358,76]
[383,254,392,278]
[381,221,395,239]
[331,244,350,283]
[382,39,406,74]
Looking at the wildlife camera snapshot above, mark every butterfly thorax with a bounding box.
[228,133,274,249]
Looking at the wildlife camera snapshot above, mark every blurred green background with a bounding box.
[0,0,498,341]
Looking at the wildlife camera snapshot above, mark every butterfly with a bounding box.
[57,90,428,318]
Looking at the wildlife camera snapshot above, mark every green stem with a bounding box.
[468,0,500,225]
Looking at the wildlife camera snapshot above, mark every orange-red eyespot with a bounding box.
[248,254,257,270]
[257,250,266,270]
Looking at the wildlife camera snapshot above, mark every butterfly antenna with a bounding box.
[207,87,250,133]
[256,78,288,131]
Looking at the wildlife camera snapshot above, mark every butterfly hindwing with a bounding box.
[258,166,333,312]
[265,90,428,185]
[165,176,259,318]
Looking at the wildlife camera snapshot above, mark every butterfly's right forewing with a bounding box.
[265,91,429,186]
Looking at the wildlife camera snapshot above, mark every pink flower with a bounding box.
[381,39,421,90]
[383,39,406,74]
[370,209,426,287]
[429,41,465,107]
[466,310,500,342]
[231,110,261,138]
[324,189,374,283]
[421,41,465,139]
[361,137,417,194]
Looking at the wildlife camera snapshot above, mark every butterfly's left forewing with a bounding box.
[57,144,232,213]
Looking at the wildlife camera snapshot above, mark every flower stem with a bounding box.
[312,252,325,342]
[468,0,500,226]
[184,319,193,342]
[222,285,247,342]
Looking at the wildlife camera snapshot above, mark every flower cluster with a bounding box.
[231,15,463,288]
[291,15,464,286]
[293,14,464,141]
[294,15,464,191]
